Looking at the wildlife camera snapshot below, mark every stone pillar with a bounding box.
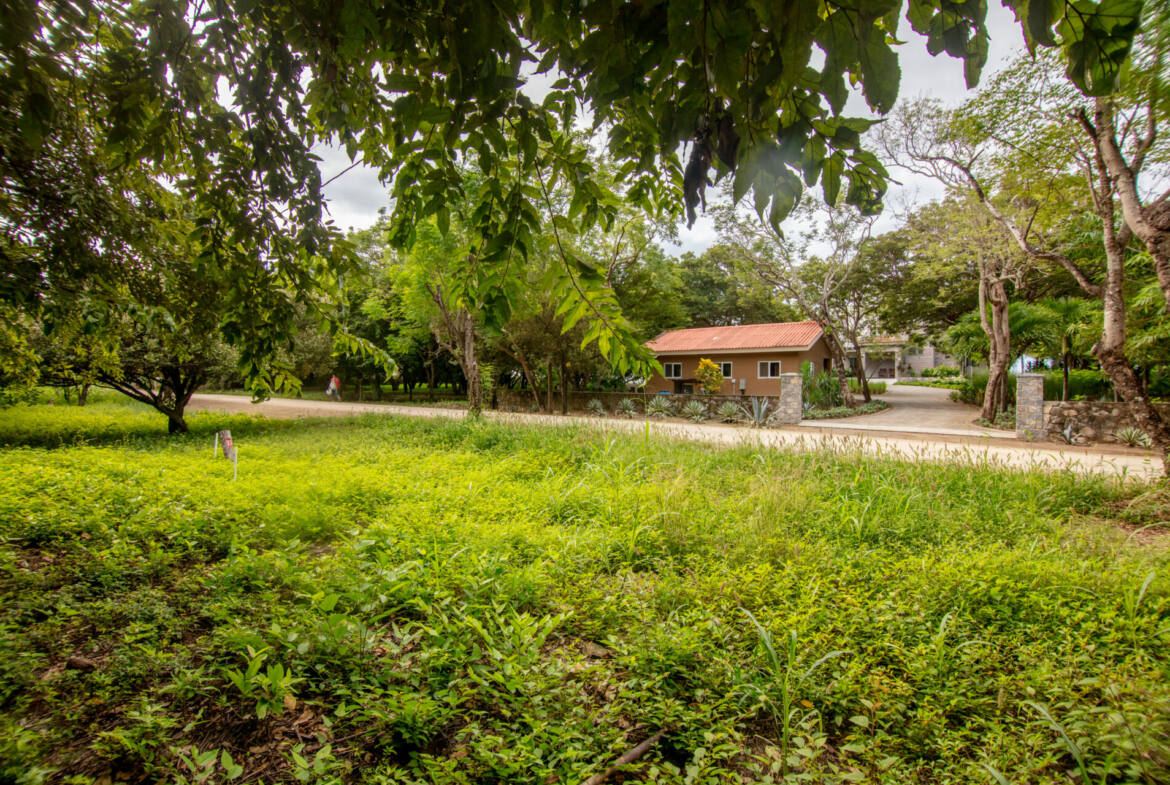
[1016,373,1046,441]
[776,373,803,425]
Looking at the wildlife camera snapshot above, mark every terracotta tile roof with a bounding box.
[646,321,824,353]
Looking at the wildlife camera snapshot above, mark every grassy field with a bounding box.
[1,402,1168,784]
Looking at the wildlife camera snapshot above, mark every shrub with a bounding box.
[679,400,708,422]
[716,401,742,423]
[800,362,843,409]
[615,398,639,418]
[1043,369,1113,401]
[848,379,886,395]
[585,399,607,417]
[1114,426,1151,448]
[1150,367,1170,399]
[950,382,978,406]
[645,395,674,418]
[950,371,1018,407]
[976,405,1016,430]
[694,358,724,395]
[0,385,41,407]
[899,379,967,390]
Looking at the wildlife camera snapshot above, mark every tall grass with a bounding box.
[0,407,1167,784]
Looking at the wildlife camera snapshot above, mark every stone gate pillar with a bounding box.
[776,373,803,425]
[1016,373,1046,441]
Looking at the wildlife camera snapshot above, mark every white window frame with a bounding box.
[757,360,782,379]
[718,361,733,378]
[663,362,683,379]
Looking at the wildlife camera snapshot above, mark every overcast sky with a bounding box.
[319,5,1028,253]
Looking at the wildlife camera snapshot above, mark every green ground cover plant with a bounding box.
[0,398,294,448]
[802,401,891,420]
[896,379,969,391]
[976,406,1018,431]
[0,403,1168,784]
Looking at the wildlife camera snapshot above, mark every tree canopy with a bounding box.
[2,0,1148,386]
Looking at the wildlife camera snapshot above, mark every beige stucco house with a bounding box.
[645,321,831,396]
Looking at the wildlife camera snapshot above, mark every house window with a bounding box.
[663,362,682,379]
[718,361,732,378]
[757,361,781,378]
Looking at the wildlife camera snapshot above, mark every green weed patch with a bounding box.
[0,399,298,448]
[1,406,1167,783]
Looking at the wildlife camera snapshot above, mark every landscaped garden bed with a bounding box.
[803,400,891,419]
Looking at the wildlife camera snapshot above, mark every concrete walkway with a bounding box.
[188,394,1163,482]
[799,383,1014,439]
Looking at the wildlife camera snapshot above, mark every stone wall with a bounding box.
[1015,374,1046,441]
[495,388,777,415]
[1045,400,1170,444]
[496,380,805,424]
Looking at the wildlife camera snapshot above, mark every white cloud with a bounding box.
[318,144,390,233]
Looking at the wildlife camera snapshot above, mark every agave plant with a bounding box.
[585,399,607,417]
[615,398,639,418]
[739,397,774,428]
[645,395,674,418]
[716,401,742,423]
[680,400,708,422]
[1114,426,1151,448]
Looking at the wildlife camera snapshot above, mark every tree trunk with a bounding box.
[982,300,1011,420]
[560,351,568,416]
[1067,99,1170,469]
[77,384,90,406]
[821,331,855,407]
[500,341,544,411]
[167,410,188,433]
[851,344,870,402]
[546,361,554,414]
[458,318,482,416]
[1093,221,1170,470]
[1062,351,1070,402]
[975,268,1012,421]
[1091,99,1170,313]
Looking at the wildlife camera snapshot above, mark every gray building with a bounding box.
[855,336,972,379]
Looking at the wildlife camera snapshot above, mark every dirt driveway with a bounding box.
[188,394,1163,481]
[801,383,1008,438]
